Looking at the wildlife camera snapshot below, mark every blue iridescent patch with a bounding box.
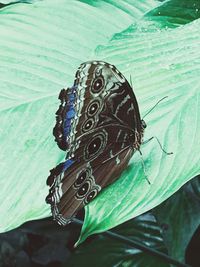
[63,159,74,172]
[63,86,76,139]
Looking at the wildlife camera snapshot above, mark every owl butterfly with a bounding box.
[46,61,146,225]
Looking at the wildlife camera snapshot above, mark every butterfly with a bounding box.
[46,61,146,225]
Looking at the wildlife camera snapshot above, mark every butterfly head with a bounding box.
[129,119,146,150]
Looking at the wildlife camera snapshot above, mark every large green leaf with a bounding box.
[1,0,200,248]
[78,18,200,243]
[0,0,158,232]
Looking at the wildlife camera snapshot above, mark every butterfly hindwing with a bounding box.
[46,144,133,225]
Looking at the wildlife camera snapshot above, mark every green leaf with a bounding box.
[0,0,158,232]
[146,0,200,27]
[78,18,200,244]
[68,214,170,267]
[154,175,200,262]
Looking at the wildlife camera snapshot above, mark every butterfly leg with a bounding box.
[143,136,173,155]
[138,149,151,185]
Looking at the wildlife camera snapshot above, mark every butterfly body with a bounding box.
[46,61,145,225]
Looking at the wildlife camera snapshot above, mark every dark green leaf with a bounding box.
[154,176,200,261]
[68,214,170,267]
[146,0,200,27]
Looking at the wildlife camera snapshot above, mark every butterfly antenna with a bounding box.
[142,96,168,120]
[143,137,173,155]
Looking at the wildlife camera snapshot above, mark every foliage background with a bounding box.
[0,0,200,266]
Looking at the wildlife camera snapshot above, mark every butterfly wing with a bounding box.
[53,61,143,152]
[47,61,145,225]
